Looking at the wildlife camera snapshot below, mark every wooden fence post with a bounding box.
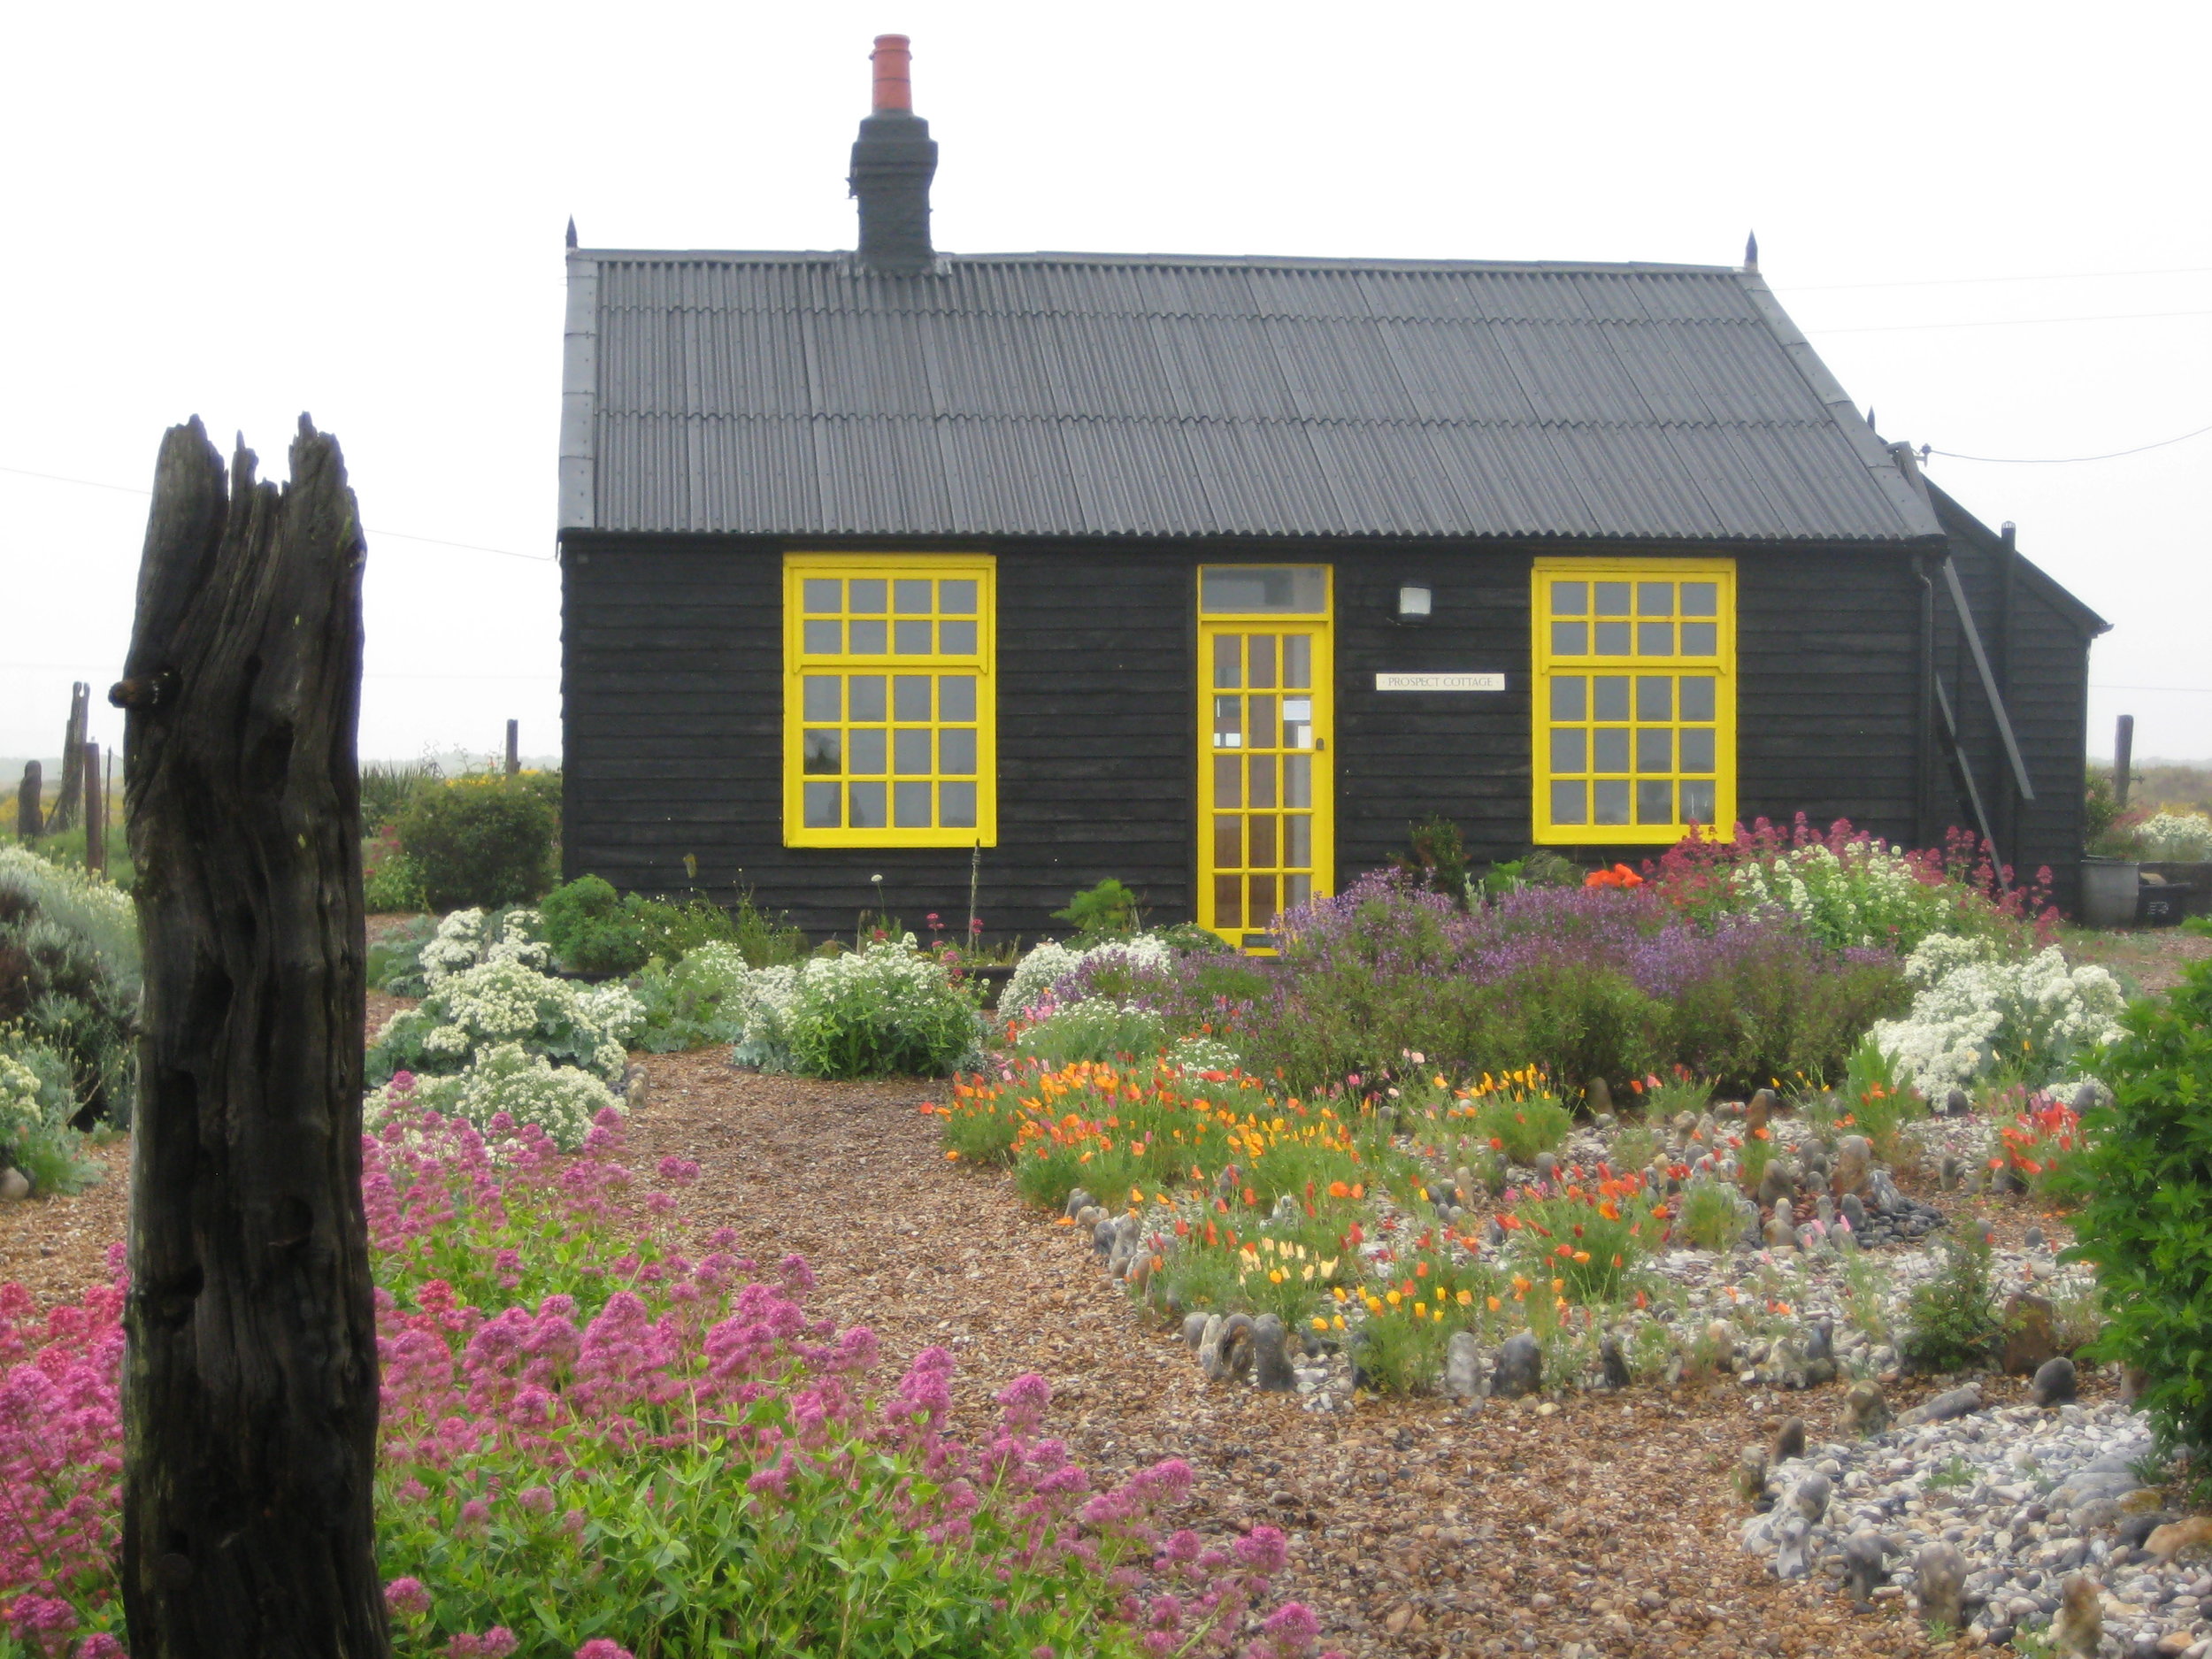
[13,761,39,841]
[112,415,389,1658]
[82,741,104,875]
[505,718,519,775]
[49,681,89,833]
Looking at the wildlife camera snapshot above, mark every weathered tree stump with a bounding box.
[13,760,40,841]
[113,416,388,1658]
[48,680,89,833]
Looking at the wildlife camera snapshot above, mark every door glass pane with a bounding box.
[1550,780,1587,825]
[895,780,933,826]
[1248,635,1277,689]
[1551,621,1588,656]
[1550,676,1586,719]
[1681,581,1717,617]
[1594,581,1631,616]
[1594,677,1630,720]
[1594,728,1629,772]
[894,729,932,773]
[941,781,978,827]
[1638,581,1674,617]
[803,781,841,826]
[894,676,932,720]
[1283,755,1311,808]
[1248,874,1278,922]
[849,677,887,721]
[1550,728,1586,772]
[1282,634,1311,688]
[1248,755,1276,809]
[1200,567,1326,614]
[1680,780,1716,823]
[1636,676,1672,720]
[848,618,887,654]
[803,579,841,613]
[893,580,932,614]
[1637,728,1671,772]
[803,731,841,774]
[849,729,887,774]
[1214,815,1242,869]
[1551,580,1588,616]
[1214,634,1241,688]
[803,619,842,654]
[940,728,977,775]
[1285,815,1310,865]
[1679,728,1715,772]
[1594,621,1632,656]
[1284,873,1311,909]
[1638,780,1674,823]
[849,580,887,614]
[1214,875,1243,928]
[1249,815,1278,868]
[849,782,887,828]
[939,579,978,615]
[938,676,976,721]
[1678,676,1716,721]
[1248,695,1278,750]
[1637,622,1673,656]
[1213,696,1243,749]
[1594,780,1631,825]
[938,619,979,655]
[1282,698,1313,749]
[894,619,933,655]
[1214,755,1241,808]
[803,676,841,720]
[1680,621,1717,657]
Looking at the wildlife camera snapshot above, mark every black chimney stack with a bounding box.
[849,35,937,273]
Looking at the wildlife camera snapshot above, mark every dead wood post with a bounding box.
[112,415,389,1659]
[13,762,39,841]
[504,718,519,775]
[82,741,105,875]
[49,680,89,833]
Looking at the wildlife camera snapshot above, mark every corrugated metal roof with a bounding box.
[564,251,1943,543]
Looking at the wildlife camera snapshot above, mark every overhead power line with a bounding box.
[1808,307,2212,337]
[1925,420,2212,465]
[1786,263,2212,293]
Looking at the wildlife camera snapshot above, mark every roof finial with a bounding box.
[1866,406,1878,432]
[1743,230,1759,273]
[565,217,578,250]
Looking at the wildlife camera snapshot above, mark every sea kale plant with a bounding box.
[0,847,139,1132]
[727,937,985,1079]
[1870,933,2125,1097]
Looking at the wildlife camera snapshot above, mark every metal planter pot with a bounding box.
[2078,859,2141,929]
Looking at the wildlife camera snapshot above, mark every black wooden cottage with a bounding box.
[556,36,2106,945]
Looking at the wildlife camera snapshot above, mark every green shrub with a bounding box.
[1011,1000,1169,1067]
[1844,1035,1924,1161]
[396,777,558,911]
[1053,878,1142,940]
[0,851,140,1125]
[2065,947,2212,1485]
[369,916,441,994]
[541,875,650,976]
[359,760,436,831]
[1902,1232,2001,1373]
[630,942,757,1053]
[1466,1091,1574,1164]
[1388,814,1471,904]
[750,941,986,1080]
[1679,1180,1743,1251]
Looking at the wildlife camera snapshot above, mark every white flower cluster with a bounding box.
[0,845,140,994]
[416,907,550,987]
[1870,935,2126,1096]
[722,936,980,1073]
[1164,1033,1244,1076]
[0,1053,43,1141]
[373,955,641,1086]
[1728,841,1951,951]
[366,1043,619,1150]
[2138,811,2212,862]
[1002,933,1175,1019]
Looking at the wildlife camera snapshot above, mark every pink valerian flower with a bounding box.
[656,1155,700,1187]
[384,1576,433,1618]
[995,1372,1052,1435]
[574,1642,636,1659]
[447,1631,520,1658]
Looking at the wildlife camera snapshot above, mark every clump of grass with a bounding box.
[1632,1065,1713,1120]
[1844,1036,1924,1161]
[1679,1179,1743,1251]
[1902,1231,2001,1372]
[1610,1122,1662,1177]
[1464,1093,1574,1164]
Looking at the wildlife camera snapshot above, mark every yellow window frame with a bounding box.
[1530,557,1736,845]
[782,553,998,848]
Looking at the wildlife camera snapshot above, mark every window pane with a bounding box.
[1638,780,1674,824]
[1281,698,1313,749]
[849,677,887,721]
[1213,695,1243,749]
[1638,581,1674,617]
[1550,727,1586,773]
[894,579,933,614]
[1594,728,1629,772]
[1214,634,1241,688]
[895,780,933,826]
[849,580,887,614]
[1550,580,1588,617]
[1214,814,1242,869]
[894,676,932,721]
[849,728,887,774]
[803,781,841,827]
[1550,676,1586,720]
[1214,875,1242,928]
[1594,621,1632,656]
[1283,755,1312,808]
[894,729,932,773]
[803,619,842,654]
[1248,755,1277,808]
[1282,634,1311,689]
[802,730,841,774]
[1248,695,1278,750]
[1248,874,1278,923]
[1594,581,1632,616]
[1680,621,1717,657]
[1681,581,1717,617]
[1248,635,1277,689]
[1214,755,1241,809]
[1594,780,1631,825]
[849,618,887,654]
[803,676,841,720]
[1200,567,1326,614]
[938,620,979,655]
[1679,727,1716,773]
[939,579,978,616]
[803,579,841,614]
[1678,676,1716,721]
[1551,620,1588,657]
[1550,780,1587,825]
[1637,728,1671,772]
[1680,779,1717,824]
[937,676,976,721]
[1594,677,1630,720]
[1636,676,1672,720]
[1284,872,1311,910]
[940,728,977,775]
[941,781,977,828]
[1637,621,1673,656]
[1285,815,1310,866]
[848,782,887,828]
[895,619,933,655]
[1249,815,1279,868]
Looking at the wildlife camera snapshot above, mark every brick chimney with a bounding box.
[849,35,938,273]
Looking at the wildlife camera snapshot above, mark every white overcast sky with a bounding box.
[3,0,2207,772]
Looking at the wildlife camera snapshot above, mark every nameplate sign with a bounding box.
[1375,672,1505,692]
